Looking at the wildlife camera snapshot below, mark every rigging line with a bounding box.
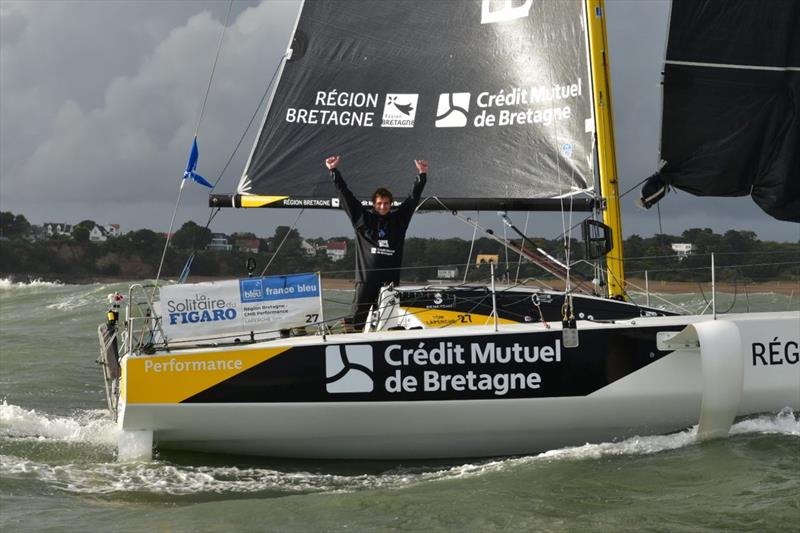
[656,202,665,239]
[546,29,572,300]
[260,208,305,276]
[154,180,187,291]
[603,260,642,311]
[721,273,739,314]
[618,176,650,199]
[175,206,223,284]
[697,281,711,310]
[209,55,286,191]
[153,3,232,290]
[462,211,479,284]
[193,0,233,137]
[502,214,510,284]
[622,279,694,315]
[626,260,800,275]
[443,199,588,290]
[548,214,592,243]
[626,250,800,260]
[514,212,530,284]
[179,57,284,279]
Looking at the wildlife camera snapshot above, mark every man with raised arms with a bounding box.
[325,155,428,332]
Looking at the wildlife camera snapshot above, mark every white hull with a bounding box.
[116,312,799,459]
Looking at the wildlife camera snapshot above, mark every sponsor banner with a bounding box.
[159,273,321,341]
[183,327,686,403]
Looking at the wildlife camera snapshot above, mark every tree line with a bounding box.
[0,211,797,283]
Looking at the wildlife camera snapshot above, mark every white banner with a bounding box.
[159,273,322,341]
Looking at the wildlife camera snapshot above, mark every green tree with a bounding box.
[0,212,31,239]
[71,225,90,242]
[129,229,163,252]
[0,212,12,237]
[71,219,96,243]
[172,221,212,250]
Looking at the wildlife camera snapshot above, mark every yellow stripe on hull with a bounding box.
[124,347,289,404]
[401,307,519,328]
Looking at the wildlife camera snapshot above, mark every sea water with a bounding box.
[1,279,798,532]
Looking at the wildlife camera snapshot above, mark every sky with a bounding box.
[1,0,797,243]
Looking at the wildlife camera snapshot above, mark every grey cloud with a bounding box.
[0,0,795,244]
[1,0,298,222]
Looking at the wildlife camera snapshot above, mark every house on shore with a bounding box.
[43,222,72,237]
[207,233,232,252]
[300,239,317,256]
[324,240,348,261]
[235,238,261,254]
[89,223,121,242]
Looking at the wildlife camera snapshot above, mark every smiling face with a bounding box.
[373,195,392,216]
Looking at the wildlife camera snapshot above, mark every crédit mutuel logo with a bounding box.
[325,345,374,393]
[381,94,419,128]
[435,93,471,128]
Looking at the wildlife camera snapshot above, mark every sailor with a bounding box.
[325,155,428,332]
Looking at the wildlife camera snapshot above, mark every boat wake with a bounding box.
[535,406,798,463]
[1,401,796,497]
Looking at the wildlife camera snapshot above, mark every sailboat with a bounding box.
[98,0,798,460]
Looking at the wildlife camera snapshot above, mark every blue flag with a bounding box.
[183,137,213,188]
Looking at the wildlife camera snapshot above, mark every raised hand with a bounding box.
[325,155,341,170]
[414,159,428,174]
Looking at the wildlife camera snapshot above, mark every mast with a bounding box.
[585,0,626,299]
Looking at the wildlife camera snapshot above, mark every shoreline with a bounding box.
[2,273,797,295]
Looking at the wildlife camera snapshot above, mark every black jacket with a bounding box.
[331,168,426,284]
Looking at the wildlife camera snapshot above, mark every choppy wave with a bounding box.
[44,284,110,310]
[0,277,65,290]
[1,402,796,497]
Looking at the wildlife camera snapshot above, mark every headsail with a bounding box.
[641,0,799,222]
[214,0,599,211]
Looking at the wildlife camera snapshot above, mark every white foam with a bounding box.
[1,405,796,496]
[0,401,118,447]
[729,407,800,436]
[0,454,476,495]
[534,429,698,462]
[0,277,64,290]
[533,409,798,463]
[45,297,93,310]
[44,284,110,310]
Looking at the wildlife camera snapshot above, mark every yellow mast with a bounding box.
[585,0,626,299]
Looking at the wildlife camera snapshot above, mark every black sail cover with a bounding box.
[232,0,597,211]
[645,0,799,222]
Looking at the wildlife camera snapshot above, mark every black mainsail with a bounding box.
[640,0,799,222]
[211,0,599,211]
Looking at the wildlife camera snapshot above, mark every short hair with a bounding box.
[372,187,393,203]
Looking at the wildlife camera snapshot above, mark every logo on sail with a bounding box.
[381,94,418,128]
[435,93,471,128]
[325,345,374,393]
